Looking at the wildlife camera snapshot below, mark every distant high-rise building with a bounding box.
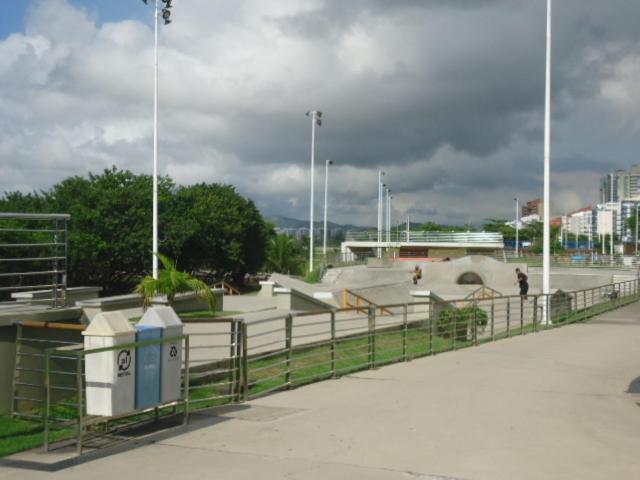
[522,199,543,217]
[600,166,640,203]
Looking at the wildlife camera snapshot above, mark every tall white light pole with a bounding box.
[323,159,333,257]
[377,171,385,258]
[388,194,393,242]
[514,197,519,257]
[142,0,172,279]
[385,188,391,243]
[635,204,638,256]
[542,0,553,321]
[306,110,322,273]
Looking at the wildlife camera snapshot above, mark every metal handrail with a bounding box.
[342,288,394,316]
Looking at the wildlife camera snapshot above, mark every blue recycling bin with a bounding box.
[135,324,161,409]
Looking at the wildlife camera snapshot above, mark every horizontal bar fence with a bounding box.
[0,213,69,306]
[19,278,640,456]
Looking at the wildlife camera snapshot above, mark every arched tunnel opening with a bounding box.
[457,272,484,285]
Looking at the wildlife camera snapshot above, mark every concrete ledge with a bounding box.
[274,287,332,311]
[151,289,224,313]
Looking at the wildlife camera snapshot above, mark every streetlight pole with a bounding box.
[514,197,519,257]
[323,159,333,257]
[377,171,385,258]
[306,111,322,273]
[635,203,638,256]
[388,194,393,242]
[141,0,172,279]
[542,0,552,322]
[152,0,159,279]
[385,188,390,243]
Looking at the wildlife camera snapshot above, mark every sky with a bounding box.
[2,0,640,227]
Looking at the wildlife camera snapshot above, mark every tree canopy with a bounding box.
[0,167,272,292]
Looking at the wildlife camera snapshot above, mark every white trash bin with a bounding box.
[139,306,184,403]
[82,311,136,416]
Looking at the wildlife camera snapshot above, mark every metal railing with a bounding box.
[345,230,504,244]
[0,213,70,306]
[499,253,640,269]
[44,334,191,455]
[17,278,640,456]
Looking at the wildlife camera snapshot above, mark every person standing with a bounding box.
[515,268,528,299]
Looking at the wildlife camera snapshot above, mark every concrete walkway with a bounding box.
[3,302,640,479]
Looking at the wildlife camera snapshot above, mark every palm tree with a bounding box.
[265,235,302,274]
[135,253,216,310]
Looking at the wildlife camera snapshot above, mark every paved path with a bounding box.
[4,302,640,479]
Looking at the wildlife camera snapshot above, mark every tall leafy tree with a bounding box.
[0,168,271,292]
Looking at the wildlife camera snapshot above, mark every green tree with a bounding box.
[135,254,216,309]
[265,234,303,274]
[483,219,516,240]
[0,167,271,292]
[163,183,272,285]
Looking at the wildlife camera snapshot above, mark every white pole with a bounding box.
[542,0,552,322]
[323,159,331,257]
[385,188,390,243]
[377,171,384,258]
[406,215,410,242]
[152,0,159,279]
[610,231,614,262]
[515,197,519,257]
[388,195,392,242]
[308,113,317,273]
[635,204,638,255]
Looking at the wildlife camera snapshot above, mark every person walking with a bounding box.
[515,268,529,300]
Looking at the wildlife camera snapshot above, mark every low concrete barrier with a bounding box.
[11,287,103,307]
[274,287,333,311]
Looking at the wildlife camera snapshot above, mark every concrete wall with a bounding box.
[274,288,332,311]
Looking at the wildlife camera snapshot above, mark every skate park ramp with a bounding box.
[323,256,527,306]
[263,256,527,308]
[268,256,625,310]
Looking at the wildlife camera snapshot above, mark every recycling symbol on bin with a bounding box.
[169,345,178,358]
[117,349,132,372]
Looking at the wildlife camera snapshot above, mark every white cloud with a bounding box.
[1,0,640,227]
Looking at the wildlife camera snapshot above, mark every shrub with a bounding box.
[437,305,488,342]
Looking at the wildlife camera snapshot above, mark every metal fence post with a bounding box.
[76,354,84,455]
[429,302,435,355]
[533,296,538,332]
[490,299,495,341]
[285,314,293,388]
[241,321,248,401]
[368,306,376,368]
[402,304,408,361]
[452,307,457,350]
[43,350,51,453]
[473,301,478,346]
[582,290,587,322]
[506,298,511,337]
[229,321,237,401]
[235,321,242,402]
[520,296,524,333]
[184,336,190,424]
[330,310,336,378]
